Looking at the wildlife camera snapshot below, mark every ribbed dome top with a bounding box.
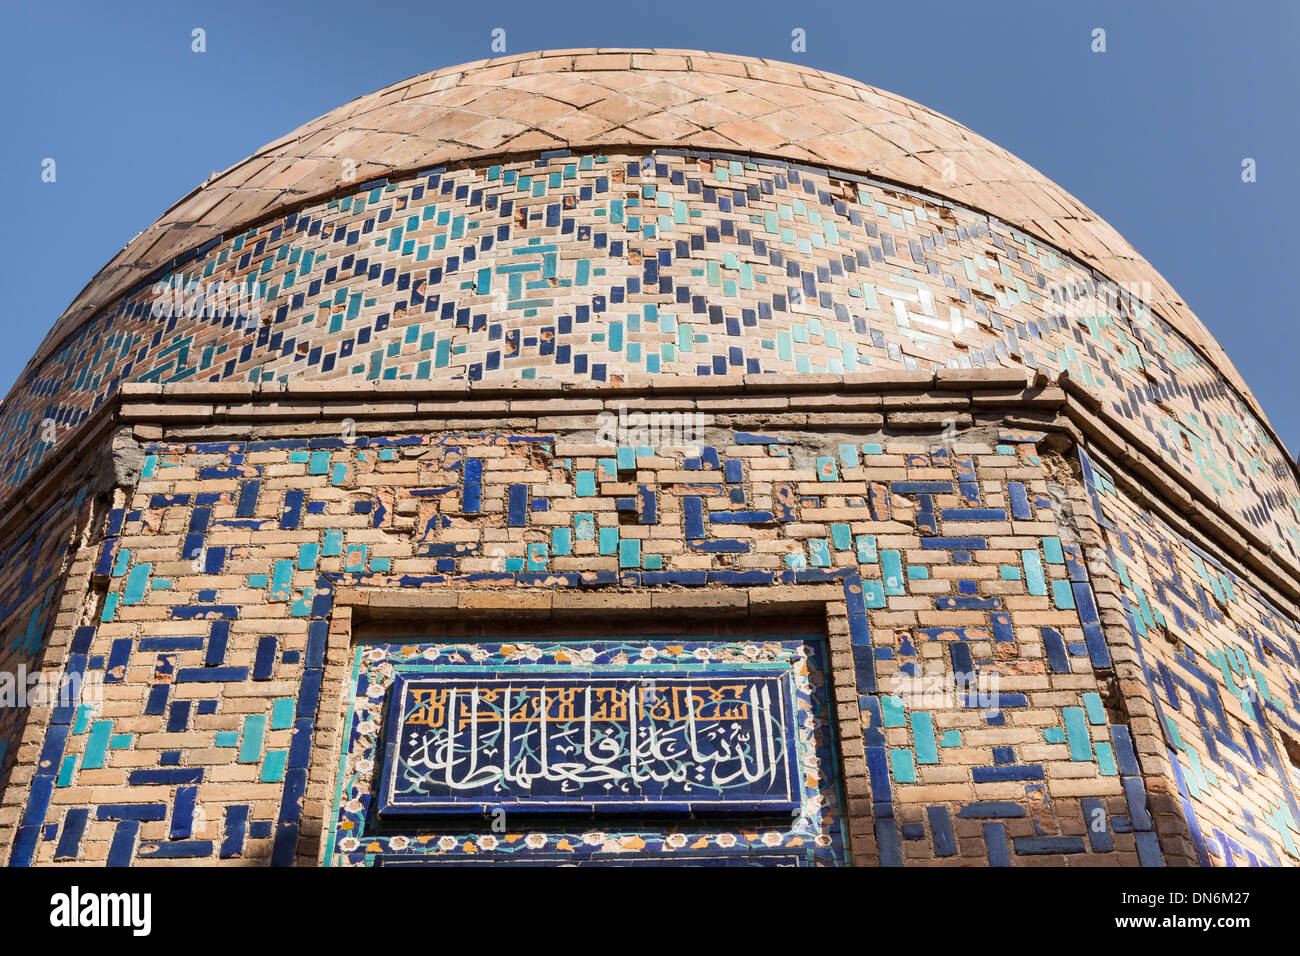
[26,49,1257,417]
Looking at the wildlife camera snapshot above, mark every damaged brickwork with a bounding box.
[0,379,1294,866]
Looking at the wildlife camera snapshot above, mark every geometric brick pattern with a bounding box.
[11,411,1269,865]
[1082,449,1300,866]
[2,150,1294,568]
[28,49,1258,418]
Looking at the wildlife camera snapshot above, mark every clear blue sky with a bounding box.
[3,0,1296,450]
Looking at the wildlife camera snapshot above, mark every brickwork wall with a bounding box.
[1078,449,1300,865]
[4,382,1290,866]
[0,483,98,797]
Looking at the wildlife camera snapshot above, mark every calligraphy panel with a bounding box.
[378,671,801,815]
[327,638,847,866]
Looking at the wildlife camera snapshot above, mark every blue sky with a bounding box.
[3,0,1296,449]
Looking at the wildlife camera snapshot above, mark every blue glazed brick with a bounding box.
[10,826,41,867]
[1042,626,1070,673]
[206,619,230,666]
[1134,830,1165,867]
[984,822,1010,866]
[128,769,204,785]
[891,481,953,494]
[54,808,89,861]
[928,806,957,856]
[865,747,892,808]
[921,537,987,550]
[973,765,1044,782]
[875,819,902,867]
[1122,776,1154,831]
[253,636,278,680]
[137,840,214,859]
[107,821,140,868]
[1014,836,1087,855]
[1007,481,1032,519]
[177,666,248,682]
[507,484,527,526]
[1111,725,1142,776]
[221,805,250,859]
[104,638,132,682]
[171,786,199,839]
[1081,797,1114,852]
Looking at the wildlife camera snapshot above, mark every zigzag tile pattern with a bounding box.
[27,50,1253,411]
[2,150,1295,565]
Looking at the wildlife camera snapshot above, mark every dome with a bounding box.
[23,50,1253,393]
[2,50,1296,569]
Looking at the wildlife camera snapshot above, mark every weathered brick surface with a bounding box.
[4,387,1289,866]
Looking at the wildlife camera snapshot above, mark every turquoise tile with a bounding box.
[1083,692,1106,724]
[831,523,852,551]
[911,712,939,764]
[81,721,113,770]
[1095,741,1118,776]
[270,698,295,731]
[882,550,905,595]
[1063,707,1093,761]
[1022,549,1046,596]
[239,714,267,763]
[889,749,917,783]
[261,750,288,783]
[123,563,151,605]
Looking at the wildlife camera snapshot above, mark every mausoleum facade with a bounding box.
[1,50,1297,867]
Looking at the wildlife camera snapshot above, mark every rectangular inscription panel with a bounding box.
[377,671,800,816]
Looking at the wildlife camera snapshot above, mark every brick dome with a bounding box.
[28,50,1251,398]
[2,50,1296,567]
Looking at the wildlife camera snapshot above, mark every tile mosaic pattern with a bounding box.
[1083,449,1300,866]
[0,487,94,793]
[327,638,845,866]
[6,424,1200,865]
[1,151,1295,568]
[30,50,1248,408]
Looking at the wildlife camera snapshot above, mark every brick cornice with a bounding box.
[3,372,1296,611]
